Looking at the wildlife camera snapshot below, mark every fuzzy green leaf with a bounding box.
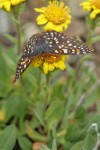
[0,125,16,150]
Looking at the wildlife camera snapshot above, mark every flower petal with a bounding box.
[4,2,11,12]
[35,7,46,13]
[43,62,49,74]
[54,24,63,32]
[57,60,66,70]
[31,57,42,68]
[11,0,25,5]
[44,22,63,32]
[48,63,55,71]
[44,22,54,30]
[61,56,67,61]
[80,2,92,11]
[90,9,100,19]
[37,14,48,25]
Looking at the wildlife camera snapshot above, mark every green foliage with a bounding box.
[0,45,100,150]
[0,125,16,150]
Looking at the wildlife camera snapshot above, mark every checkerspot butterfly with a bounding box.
[12,30,94,84]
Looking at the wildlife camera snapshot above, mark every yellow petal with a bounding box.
[80,2,92,11]
[44,22,63,32]
[43,62,49,74]
[57,60,66,70]
[4,2,11,12]
[31,57,42,68]
[48,63,55,71]
[54,24,63,32]
[53,62,59,68]
[0,3,3,8]
[90,9,100,19]
[34,7,46,13]
[11,0,25,5]
[59,2,64,8]
[62,22,68,31]
[61,56,67,61]
[37,14,48,25]
[44,22,54,30]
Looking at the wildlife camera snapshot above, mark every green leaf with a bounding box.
[83,86,99,108]
[70,141,84,150]
[89,35,100,44]
[74,107,86,121]
[51,123,57,150]
[0,125,16,150]
[52,139,57,150]
[65,124,85,141]
[40,145,51,150]
[45,100,64,130]
[4,34,17,44]
[5,93,28,123]
[34,102,45,127]
[63,141,72,150]
[82,134,96,150]
[26,125,48,142]
[18,136,32,150]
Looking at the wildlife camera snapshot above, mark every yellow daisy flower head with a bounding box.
[0,0,25,12]
[80,0,100,19]
[31,54,67,74]
[35,0,71,32]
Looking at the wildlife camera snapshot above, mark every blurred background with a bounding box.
[0,0,100,150]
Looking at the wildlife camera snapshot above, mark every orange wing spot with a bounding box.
[58,50,63,53]
[76,49,81,54]
[21,58,29,65]
[68,49,72,53]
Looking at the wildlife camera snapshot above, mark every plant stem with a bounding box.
[37,70,42,95]
[13,7,21,55]
[16,17,21,55]
[44,73,51,110]
[46,73,50,88]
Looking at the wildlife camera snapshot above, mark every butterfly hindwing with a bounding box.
[12,55,32,84]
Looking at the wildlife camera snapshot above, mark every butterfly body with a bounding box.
[12,31,94,84]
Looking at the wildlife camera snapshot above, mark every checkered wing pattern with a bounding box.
[12,31,94,84]
[41,31,94,55]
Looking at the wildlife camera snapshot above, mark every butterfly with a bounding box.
[12,30,94,84]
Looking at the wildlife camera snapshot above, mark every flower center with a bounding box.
[92,0,100,9]
[40,54,62,63]
[44,1,69,24]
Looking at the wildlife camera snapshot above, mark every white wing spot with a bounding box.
[24,64,26,69]
[67,40,70,43]
[55,50,59,53]
[68,43,72,46]
[62,49,68,53]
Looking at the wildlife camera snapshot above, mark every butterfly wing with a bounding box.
[13,31,94,84]
[12,32,51,84]
[42,31,94,55]
[12,55,32,84]
[12,34,40,84]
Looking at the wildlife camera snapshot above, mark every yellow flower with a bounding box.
[31,54,67,74]
[0,0,25,12]
[80,0,100,19]
[35,0,71,32]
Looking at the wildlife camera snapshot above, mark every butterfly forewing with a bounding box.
[41,31,94,55]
